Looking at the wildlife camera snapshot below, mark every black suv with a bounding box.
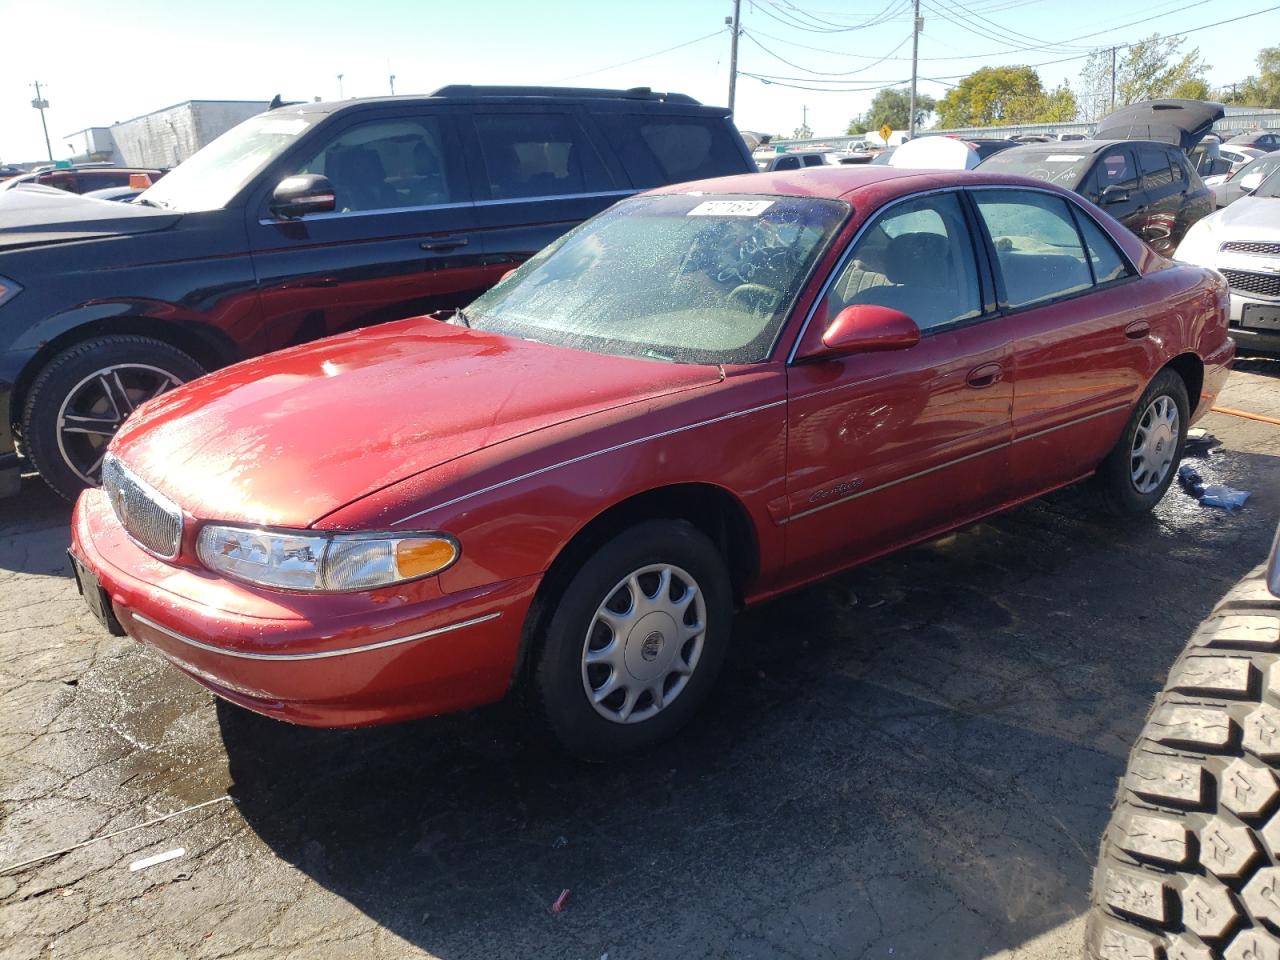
[0,85,755,500]
[976,138,1215,257]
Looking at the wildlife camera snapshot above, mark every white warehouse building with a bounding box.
[65,99,270,168]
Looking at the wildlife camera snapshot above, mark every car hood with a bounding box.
[1094,99,1225,152]
[110,317,723,528]
[0,184,179,250]
[1209,195,1280,237]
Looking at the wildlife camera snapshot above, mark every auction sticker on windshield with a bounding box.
[687,200,775,217]
[1046,155,1086,162]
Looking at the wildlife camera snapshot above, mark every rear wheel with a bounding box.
[532,520,733,760]
[1087,564,1280,959]
[1092,368,1189,516]
[21,335,204,501]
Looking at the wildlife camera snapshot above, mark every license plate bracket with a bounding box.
[69,551,125,636]
[1241,303,1280,331]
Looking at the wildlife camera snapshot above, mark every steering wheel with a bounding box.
[727,283,782,314]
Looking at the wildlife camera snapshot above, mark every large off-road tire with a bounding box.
[532,519,733,761]
[1092,368,1190,517]
[1087,563,1280,959]
[21,335,203,502]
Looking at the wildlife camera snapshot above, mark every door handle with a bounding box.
[420,235,469,251]
[966,362,1003,389]
[1125,320,1151,340]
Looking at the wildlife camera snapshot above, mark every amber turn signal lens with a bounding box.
[395,538,458,578]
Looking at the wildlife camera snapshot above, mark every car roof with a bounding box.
[272,85,720,118]
[646,165,1079,203]
[986,139,1179,157]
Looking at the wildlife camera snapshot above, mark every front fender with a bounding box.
[316,367,790,599]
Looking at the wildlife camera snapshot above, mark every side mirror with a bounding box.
[1240,172,1264,193]
[269,174,336,220]
[1100,185,1130,205]
[806,303,921,359]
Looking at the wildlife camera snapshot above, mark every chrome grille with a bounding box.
[1220,269,1280,299]
[1222,241,1280,257]
[101,455,182,559]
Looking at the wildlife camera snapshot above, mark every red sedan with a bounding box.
[70,167,1234,758]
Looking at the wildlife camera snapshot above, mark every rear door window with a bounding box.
[972,190,1093,308]
[598,115,746,188]
[1137,147,1174,191]
[472,113,612,200]
[1073,212,1134,285]
[802,154,826,167]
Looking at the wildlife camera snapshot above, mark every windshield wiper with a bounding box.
[452,308,471,328]
[132,197,165,209]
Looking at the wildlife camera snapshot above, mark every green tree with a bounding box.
[937,66,1076,126]
[852,87,936,133]
[793,122,813,140]
[1116,34,1209,105]
[1236,46,1280,107]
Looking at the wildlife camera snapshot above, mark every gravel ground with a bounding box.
[1,361,1278,960]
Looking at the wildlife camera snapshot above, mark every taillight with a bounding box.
[0,275,22,308]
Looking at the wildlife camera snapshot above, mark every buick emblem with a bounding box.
[641,630,664,661]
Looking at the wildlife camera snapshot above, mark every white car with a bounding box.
[1204,145,1267,185]
[1176,168,1280,354]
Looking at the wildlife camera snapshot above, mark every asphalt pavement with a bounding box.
[1,361,1278,960]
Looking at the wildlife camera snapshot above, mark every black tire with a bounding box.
[1092,368,1190,517]
[21,335,204,502]
[1087,563,1280,959]
[532,519,733,761]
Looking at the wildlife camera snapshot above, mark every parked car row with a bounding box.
[0,165,165,194]
[0,87,1253,759]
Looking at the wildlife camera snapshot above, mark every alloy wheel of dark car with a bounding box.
[21,335,204,501]
[534,519,732,760]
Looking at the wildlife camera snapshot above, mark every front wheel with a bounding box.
[532,520,733,760]
[1092,368,1190,516]
[21,335,204,501]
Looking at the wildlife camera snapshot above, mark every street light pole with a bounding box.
[31,81,53,162]
[908,0,921,138]
[727,0,741,116]
[337,73,345,99]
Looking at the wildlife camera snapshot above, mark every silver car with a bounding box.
[1176,167,1280,353]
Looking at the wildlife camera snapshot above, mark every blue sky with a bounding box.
[0,0,1276,162]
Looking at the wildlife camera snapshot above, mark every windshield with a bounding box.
[1234,154,1280,184]
[138,112,318,212]
[977,148,1091,187]
[466,193,848,365]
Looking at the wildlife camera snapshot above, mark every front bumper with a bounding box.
[1228,291,1280,355]
[71,488,539,727]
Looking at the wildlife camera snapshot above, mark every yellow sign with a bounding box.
[880,124,893,145]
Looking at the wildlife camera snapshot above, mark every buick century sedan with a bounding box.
[70,166,1234,758]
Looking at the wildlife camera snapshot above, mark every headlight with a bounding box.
[0,275,22,308]
[195,525,459,592]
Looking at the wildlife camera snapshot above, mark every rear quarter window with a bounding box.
[598,115,748,188]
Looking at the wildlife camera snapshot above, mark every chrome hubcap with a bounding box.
[581,563,706,725]
[1130,395,1179,494]
[55,364,183,485]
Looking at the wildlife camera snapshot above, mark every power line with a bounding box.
[742,27,914,76]
[549,28,727,83]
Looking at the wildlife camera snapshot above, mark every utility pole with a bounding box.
[389,74,396,95]
[30,81,53,162]
[908,0,921,138]
[1109,46,1118,111]
[727,0,741,116]
[337,73,345,99]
